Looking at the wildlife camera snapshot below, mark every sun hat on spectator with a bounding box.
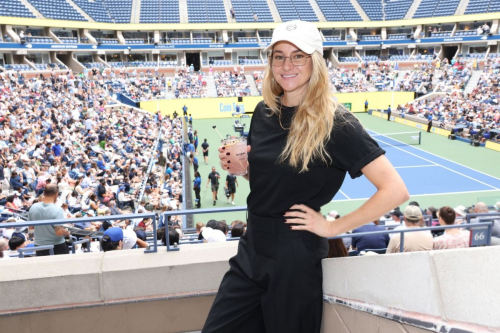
[264,20,323,55]
[404,205,423,222]
[201,227,227,243]
[454,205,467,217]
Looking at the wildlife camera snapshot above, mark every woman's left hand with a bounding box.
[284,204,332,238]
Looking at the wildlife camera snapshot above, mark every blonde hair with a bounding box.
[262,51,338,172]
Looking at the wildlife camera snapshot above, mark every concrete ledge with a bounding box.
[0,242,238,313]
[2,240,499,332]
[322,246,500,330]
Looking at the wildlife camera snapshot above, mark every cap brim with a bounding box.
[264,38,316,55]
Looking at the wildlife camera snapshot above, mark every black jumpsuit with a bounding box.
[202,102,384,333]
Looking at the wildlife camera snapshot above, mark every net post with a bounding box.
[419,131,421,145]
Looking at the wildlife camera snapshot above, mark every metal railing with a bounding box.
[135,129,163,208]
[160,207,495,253]
[0,213,158,254]
[336,222,493,252]
[181,117,188,228]
[71,238,90,254]
[3,207,497,256]
[465,212,500,223]
[18,245,53,258]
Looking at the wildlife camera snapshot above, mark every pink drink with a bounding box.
[221,137,248,176]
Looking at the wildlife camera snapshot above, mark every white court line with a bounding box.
[395,165,438,169]
[331,189,500,202]
[372,136,500,191]
[368,129,500,182]
[338,190,351,200]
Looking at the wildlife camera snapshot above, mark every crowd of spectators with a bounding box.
[433,57,473,93]
[327,201,500,257]
[143,200,500,257]
[214,69,251,97]
[329,68,370,93]
[79,65,209,101]
[396,56,500,142]
[0,67,189,256]
[253,71,264,95]
[172,67,208,99]
[1,54,500,257]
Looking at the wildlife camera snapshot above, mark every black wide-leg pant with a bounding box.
[202,213,328,333]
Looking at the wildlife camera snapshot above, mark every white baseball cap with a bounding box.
[265,20,323,55]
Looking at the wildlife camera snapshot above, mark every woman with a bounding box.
[5,195,21,212]
[204,20,409,333]
[433,206,470,250]
[73,178,87,196]
[57,176,69,194]
[97,178,113,204]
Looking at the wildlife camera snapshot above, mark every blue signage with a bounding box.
[0,34,498,51]
[470,226,489,247]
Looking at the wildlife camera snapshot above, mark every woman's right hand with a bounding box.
[218,145,251,180]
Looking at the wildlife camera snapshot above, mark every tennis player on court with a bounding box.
[203,20,409,333]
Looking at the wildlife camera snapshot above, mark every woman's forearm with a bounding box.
[329,187,408,236]
[328,155,409,237]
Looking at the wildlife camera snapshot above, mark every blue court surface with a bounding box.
[333,130,500,202]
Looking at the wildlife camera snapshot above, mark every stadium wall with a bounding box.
[485,140,500,152]
[139,92,416,118]
[1,13,499,30]
[0,244,498,332]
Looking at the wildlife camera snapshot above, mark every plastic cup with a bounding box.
[220,137,248,176]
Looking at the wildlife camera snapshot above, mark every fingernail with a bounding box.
[226,152,230,156]
[227,160,231,164]
[221,147,225,150]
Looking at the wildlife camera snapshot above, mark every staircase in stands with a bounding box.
[266,0,282,22]
[206,76,218,98]
[178,0,189,23]
[308,0,326,21]
[464,70,482,95]
[404,0,424,19]
[18,0,43,18]
[350,0,370,21]
[221,0,234,22]
[455,0,472,15]
[130,0,142,23]
[65,0,94,21]
[245,74,260,96]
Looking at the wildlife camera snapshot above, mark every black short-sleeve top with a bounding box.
[247,101,385,218]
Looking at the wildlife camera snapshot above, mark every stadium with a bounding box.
[0,0,499,331]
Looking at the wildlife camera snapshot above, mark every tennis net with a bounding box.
[370,131,422,147]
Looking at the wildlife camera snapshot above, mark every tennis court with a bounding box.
[190,113,500,222]
[334,129,500,201]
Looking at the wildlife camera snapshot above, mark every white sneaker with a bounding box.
[232,201,235,206]
[227,198,230,203]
